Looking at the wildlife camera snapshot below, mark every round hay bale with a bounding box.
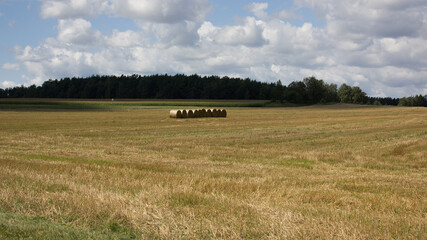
[187,109,195,118]
[194,109,203,118]
[211,109,220,117]
[220,109,227,117]
[181,109,188,118]
[170,109,182,118]
[199,109,207,118]
[206,109,213,117]
[192,109,199,118]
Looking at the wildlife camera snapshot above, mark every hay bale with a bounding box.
[192,109,199,118]
[170,110,182,118]
[194,109,203,118]
[199,109,206,118]
[171,108,225,118]
[187,109,195,118]
[211,109,220,117]
[206,109,213,117]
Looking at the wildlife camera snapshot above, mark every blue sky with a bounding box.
[1,0,427,97]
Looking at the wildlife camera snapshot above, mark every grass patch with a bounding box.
[0,98,269,110]
[12,153,112,165]
[0,210,138,240]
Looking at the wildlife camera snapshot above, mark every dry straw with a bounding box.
[194,109,203,118]
[187,109,195,118]
[211,109,220,117]
[169,110,182,118]
[206,109,213,117]
[170,108,226,118]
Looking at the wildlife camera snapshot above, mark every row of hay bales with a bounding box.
[170,109,227,118]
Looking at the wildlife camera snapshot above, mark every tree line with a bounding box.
[0,74,425,106]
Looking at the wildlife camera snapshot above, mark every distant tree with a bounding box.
[413,94,427,107]
[398,97,410,106]
[323,83,338,103]
[286,81,306,104]
[337,84,353,103]
[82,80,97,98]
[351,86,367,104]
[273,80,285,103]
[259,83,273,100]
[373,100,382,106]
[337,84,367,104]
[0,88,6,98]
[368,97,399,106]
[400,95,427,107]
[303,76,325,104]
[0,74,373,105]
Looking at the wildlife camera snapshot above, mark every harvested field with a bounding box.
[0,103,426,239]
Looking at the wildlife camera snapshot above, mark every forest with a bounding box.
[0,74,426,106]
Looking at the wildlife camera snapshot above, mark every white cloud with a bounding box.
[198,21,219,42]
[15,40,98,83]
[40,0,106,19]
[1,81,17,88]
[109,0,210,23]
[7,0,427,97]
[275,10,300,20]
[215,17,267,47]
[105,30,144,48]
[40,0,211,22]
[271,64,280,74]
[245,2,268,19]
[57,19,102,46]
[339,37,427,69]
[139,21,201,46]
[2,63,20,71]
[296,0,426,39]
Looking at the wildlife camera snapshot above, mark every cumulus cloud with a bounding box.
[105,30,144,48]
[296,0,425,39]
[275,10,300,20]
[40,0,211,22]
[7,0,427,97]
[1,81,17,88]
[215,17,267,47]
[198,21,219,42]
[109,0,210,23]
[40,0,106,19]
[57,19,102,46]
[2,63,20,71]
[15,38,98,84]
[139,21,201,46]
[245,2,268,19]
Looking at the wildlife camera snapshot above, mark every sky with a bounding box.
[1,0,427,98]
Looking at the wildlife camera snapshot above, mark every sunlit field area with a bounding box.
[0,100,426,239]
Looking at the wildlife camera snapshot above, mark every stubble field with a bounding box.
[0,102,426,239]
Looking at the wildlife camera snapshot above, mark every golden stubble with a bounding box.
[0,106,426,239]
